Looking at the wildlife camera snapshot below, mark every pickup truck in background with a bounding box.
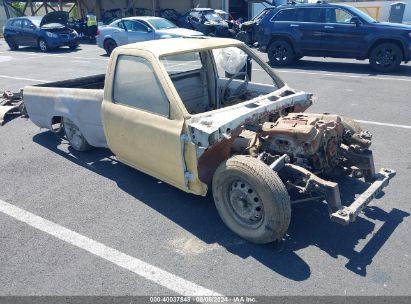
[23,37,395,244]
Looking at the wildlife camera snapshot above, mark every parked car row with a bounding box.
[2,3,411,72]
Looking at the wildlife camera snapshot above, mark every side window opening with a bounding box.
[113,55,169,117]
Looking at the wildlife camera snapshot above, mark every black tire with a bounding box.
[38,38,49,52]
[69,43,79,50]
[104,39,117,55]
[62,117,93,151]
[369,43,403,73]
[268,40,295,66]
[6,37,19,50]
[212,155,291,244]
[235,31,251,45]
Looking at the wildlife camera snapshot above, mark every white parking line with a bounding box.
[0,51,108,61]
[277,70,411,82]
[355,120,411,129]
[0,199,221,297]
[0,75,49,82]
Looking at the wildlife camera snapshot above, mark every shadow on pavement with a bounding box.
[33,131,409,280]
[271,59,411,77]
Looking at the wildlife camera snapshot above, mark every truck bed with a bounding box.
[24,74,107,148]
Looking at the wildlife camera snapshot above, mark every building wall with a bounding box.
[98,0,224,16]
[336,1,411,22]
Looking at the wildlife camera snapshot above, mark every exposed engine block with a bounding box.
[261,113,346,172]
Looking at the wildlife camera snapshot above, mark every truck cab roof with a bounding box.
[118,37,244,57]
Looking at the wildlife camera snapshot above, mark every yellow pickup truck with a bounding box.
[23,37,395,244]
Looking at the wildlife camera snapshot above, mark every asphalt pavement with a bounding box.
[0,40,410,297]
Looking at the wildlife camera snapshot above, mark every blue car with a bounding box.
[3,11,79,52]
[252,3,411,72]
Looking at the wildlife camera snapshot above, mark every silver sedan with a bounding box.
[96,16,203,55]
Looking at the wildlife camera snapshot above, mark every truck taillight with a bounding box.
[97,28,100,36]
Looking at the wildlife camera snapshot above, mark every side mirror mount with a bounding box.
[30,24,36,29]
[146,27,153,33]
[351,16,361,26]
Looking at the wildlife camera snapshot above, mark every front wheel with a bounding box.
[212,155,291,244]
[38,38,49,52]
[267,40,295,66]
[369,43,403,73]
[63,117,93,151]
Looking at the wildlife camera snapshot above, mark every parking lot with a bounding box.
[0,39,411,297]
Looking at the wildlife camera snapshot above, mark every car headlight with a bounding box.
[408,32,411,38]
[159,35,173,39]
[46,31,58,38]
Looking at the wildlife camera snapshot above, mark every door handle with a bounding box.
[290,24,299,27]
[324,25,334,29]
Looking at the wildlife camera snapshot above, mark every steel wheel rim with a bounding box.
[226,179,264,228]
[64,119,83,150]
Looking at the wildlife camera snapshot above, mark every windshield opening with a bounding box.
[147,18,177,30]
[159,46,284,115]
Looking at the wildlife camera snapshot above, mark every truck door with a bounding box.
[102,53,188,191]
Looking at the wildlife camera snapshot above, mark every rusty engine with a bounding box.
[233,113,374,180]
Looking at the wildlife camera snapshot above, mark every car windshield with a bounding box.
[31,19,41,27]
[147,18,177,30]
[204,12,223,22]
[217,11,229,21]
[253,8,272,22]
[348,6,378,23]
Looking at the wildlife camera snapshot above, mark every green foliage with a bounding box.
[11,2,25,17]
[69,5,79,19]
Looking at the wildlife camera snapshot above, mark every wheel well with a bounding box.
[50,116,63,133]
[268,36,296,54]
[368,39,405,58]
[104,37,116,47]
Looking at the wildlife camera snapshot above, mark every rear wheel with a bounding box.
[369,43,403,72]
[104,39,117,55]
[212,155,291,244]
[6,37,18,50]
[62,117,93,151]
[38,38,49,52]
[268,40,295,66]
